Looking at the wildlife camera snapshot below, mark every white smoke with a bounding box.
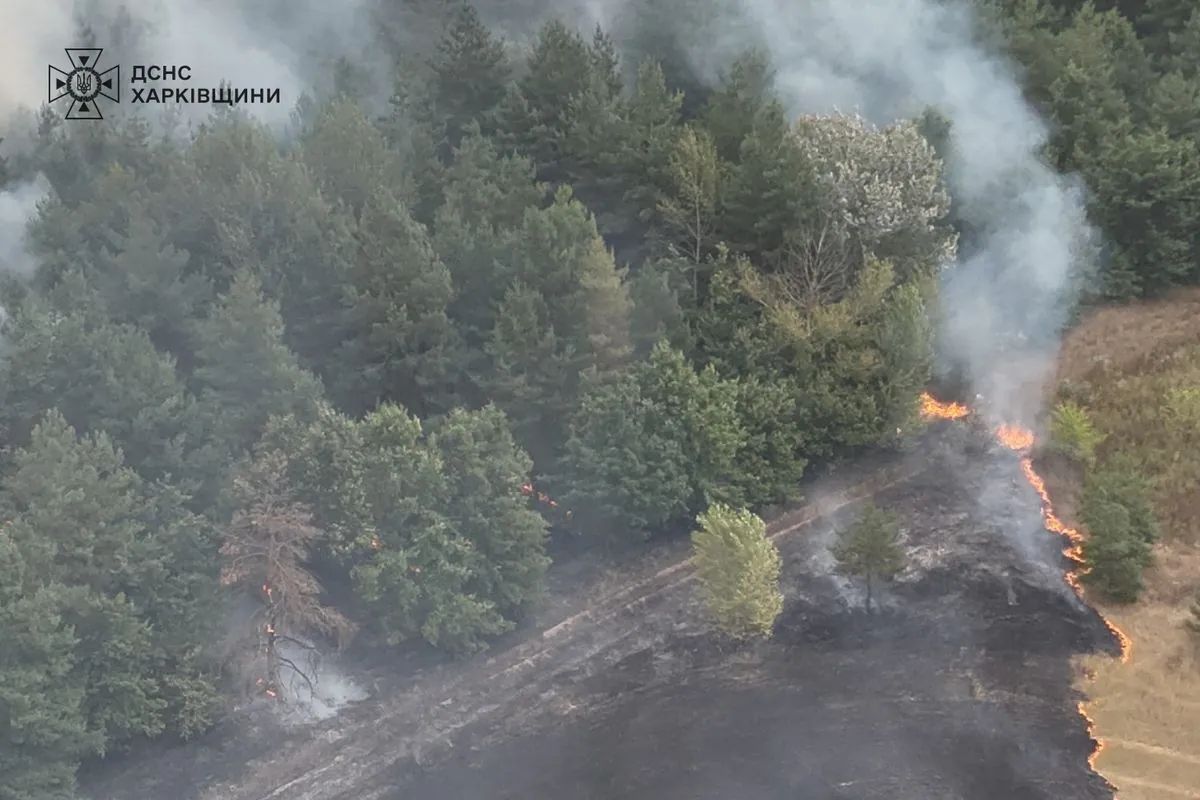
[0,173,50,276]
[274,635,368,726]
[604,0,1097,425]
[0,0,386,129]
[805,515,868,609]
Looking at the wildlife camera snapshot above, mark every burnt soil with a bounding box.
[81,427,1119,800]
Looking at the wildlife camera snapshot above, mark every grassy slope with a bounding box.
[1048,288,1200,799]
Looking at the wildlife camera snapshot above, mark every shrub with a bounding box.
[1079,457,1158,603]
[1164,386,1200,437]
[1048,400,1104,466]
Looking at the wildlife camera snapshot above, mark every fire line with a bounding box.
[918,392,1131,785]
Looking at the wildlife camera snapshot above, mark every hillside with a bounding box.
[1047,289,1200,799]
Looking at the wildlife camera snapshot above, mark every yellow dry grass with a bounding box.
[1051,289,1200,799]
[1080,582,1200,799]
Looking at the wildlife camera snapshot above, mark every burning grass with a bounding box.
[1049,289,1200,799]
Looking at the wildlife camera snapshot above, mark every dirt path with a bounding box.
[199,459,928,800]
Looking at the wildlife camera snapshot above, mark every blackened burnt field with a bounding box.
[399,434,1118,800]
[88,430,1120,800]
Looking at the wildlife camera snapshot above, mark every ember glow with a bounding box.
[256,584,281,702]
[918,391,1132,779]
[521,482,559,508]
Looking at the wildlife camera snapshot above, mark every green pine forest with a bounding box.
[1,0,1198,796]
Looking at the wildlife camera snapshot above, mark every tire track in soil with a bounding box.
[1106,739,1200,767]
[209,462,928,800]
[1100,775,1200,798]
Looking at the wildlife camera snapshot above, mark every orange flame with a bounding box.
[994,424,1035,452]
[918,392,1132,782]
[920,393,970,420]
[522,481,564,510]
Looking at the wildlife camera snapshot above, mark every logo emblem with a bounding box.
[48,48,119,120]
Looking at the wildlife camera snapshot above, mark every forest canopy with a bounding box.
[1,0,1197,797]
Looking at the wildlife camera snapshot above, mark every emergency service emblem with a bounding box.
[49,48,120,120]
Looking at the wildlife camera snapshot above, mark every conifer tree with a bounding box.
[190,269,324,459]
[832,503,905,614]
[691,503,783,639]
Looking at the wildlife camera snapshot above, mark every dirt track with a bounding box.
[83,429,1118,800]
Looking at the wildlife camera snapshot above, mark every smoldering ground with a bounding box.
[222,595,367,727]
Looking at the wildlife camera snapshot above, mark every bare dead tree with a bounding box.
[769,215,862,313]
[219,450,356,703]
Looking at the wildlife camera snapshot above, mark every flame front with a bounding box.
[918,392,1131,782]
[920,394,970,420]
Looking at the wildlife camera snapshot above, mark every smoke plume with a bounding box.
[606,0,1097,427]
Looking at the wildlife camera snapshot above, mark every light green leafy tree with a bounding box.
[691,503,784,639]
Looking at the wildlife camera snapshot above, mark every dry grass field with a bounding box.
[1050,288,1200,798]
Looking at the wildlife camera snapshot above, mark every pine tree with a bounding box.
[2,413,221,753]
[0,300,206,488]
[552,342,744,539]
[832,503,905,614]
[701,51,776,163]
[335,186,461,416]
[1084,127,1200,296]
[429,3,512,149]
[90,213,212,361]
[0,549,97,800]
[220,451,355,702]
[190,269,324,459]
[483,281,571,467]
[301,96,403,219]
[553,366,694,540]
[427,405,550,614]
[498,20,621,184]
[353,404,510,654]
[434,129,545,346]
[691,503,783,639]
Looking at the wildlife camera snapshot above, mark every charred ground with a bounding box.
[81,426,1119,800]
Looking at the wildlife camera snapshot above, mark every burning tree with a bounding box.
[219,451,355,703]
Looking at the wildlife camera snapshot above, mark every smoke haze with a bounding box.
[0,175,48,276]
[0,0,1093,569]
